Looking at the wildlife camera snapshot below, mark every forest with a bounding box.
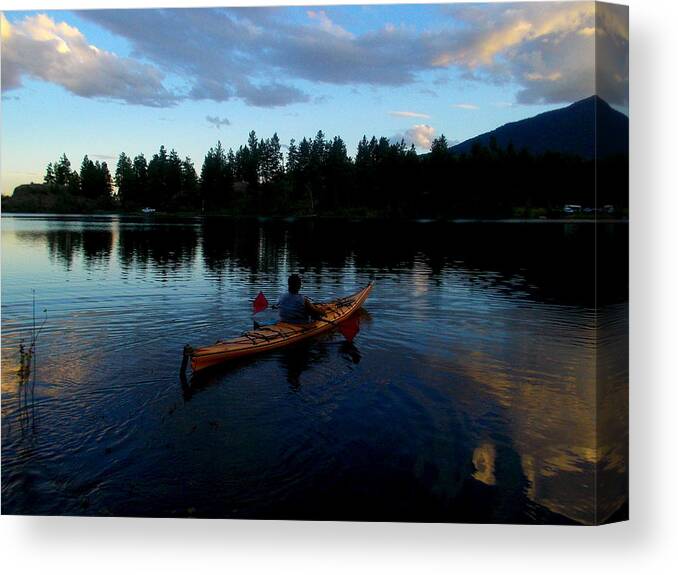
[7,130,628,218]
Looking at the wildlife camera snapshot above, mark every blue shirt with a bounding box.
[278,292,309,324]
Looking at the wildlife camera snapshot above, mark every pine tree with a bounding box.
[79,155,97,198]
[260,133,283,183]
[430,134,449,157]
[167,149,183,203]
[286,139,298,173]
[200,141,232,211]
[115,153,135,208]
[147,146,169,208]
[44,163,56,186]
[181,157,198,195]
[133,154,148,206]
[67,170,80,195]
[100,162,113,202]
[54,154,72,187]
[245,131,260,186]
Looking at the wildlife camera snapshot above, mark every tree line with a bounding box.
[40,130,628,217]
[44,154,114,206]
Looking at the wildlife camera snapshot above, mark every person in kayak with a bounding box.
[278,274,323,324]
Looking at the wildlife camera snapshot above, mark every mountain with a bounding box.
[450,96,628,159]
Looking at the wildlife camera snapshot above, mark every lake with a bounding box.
[1,214,628,524]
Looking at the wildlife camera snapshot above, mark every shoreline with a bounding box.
[1,211,629,224]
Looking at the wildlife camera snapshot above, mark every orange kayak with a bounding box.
[188,282,374,372]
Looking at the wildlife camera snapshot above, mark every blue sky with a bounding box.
[1,2,629,195]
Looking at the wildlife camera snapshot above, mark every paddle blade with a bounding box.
[338,314,360,342]
[253,291,269,314]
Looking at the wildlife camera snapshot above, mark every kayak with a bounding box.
[187,282,374,373]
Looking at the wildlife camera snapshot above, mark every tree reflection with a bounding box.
[117,223,198,274]
[45,229,83,270]
[81,229,113,267]
[31,217,628,307]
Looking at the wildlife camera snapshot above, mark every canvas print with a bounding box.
[1,2,628,524]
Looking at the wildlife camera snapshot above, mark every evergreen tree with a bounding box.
[167,149,183,203]
[147,145,169,207]
[286,139,298,173]
[324,135,352,210]
[245,130,260,186]
[200,141,232,211]
[133,154,149,207]
[260,133,283,183]
[115,152,135,208]
[44,163,56,186]
[430,134,449,157]
[79,155,97,198]
[100,162,113,202]
[54,154,72,187]
[181,157,198,195]
[67,170,80,195]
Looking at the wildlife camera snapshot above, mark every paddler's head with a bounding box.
[288,274,302,294]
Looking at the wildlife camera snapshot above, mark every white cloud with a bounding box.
[1,13,175,106]
[388,110,431,119]
[435,2,626,106]
[306,10,354,40]
[392,124,435,151]
[434,2,595,68]
[451,103,480,110]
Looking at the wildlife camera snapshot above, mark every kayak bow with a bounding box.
[187,282,373,372]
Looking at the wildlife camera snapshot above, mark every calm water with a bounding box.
[1,215,628,524]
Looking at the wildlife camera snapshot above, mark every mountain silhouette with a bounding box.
[450,96,628,159]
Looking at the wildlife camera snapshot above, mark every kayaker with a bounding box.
[278,274,323,324]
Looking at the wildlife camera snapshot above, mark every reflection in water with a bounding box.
[472,443,496,486]
[46,229,83,270]
[279,343,331,391]
[118,223,198,274]
[1,215,627,523]
[339,341,361,365]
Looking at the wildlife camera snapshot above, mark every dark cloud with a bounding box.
[205,115,231,129]
[237,82,310,108]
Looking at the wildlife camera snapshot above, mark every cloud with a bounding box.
[392,124,435,150]
[306,10,354,40]
[77,8,312,108]
[206,115,231,129]
[1,13,175,106]
[451,103,479,110]
[237,82,310,108]
[89,153,117,161]
[3,4,628,109]
[439,2,625,107]
[594,3,628,108]
[388,111,431,119]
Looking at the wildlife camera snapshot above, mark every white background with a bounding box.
[1,0,677,573]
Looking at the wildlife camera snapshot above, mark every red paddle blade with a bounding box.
[253,291,269,314]
[339,314,360,342]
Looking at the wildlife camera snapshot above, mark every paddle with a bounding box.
[253,291,269,314]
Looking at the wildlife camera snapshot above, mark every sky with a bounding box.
[0,1,629,196]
